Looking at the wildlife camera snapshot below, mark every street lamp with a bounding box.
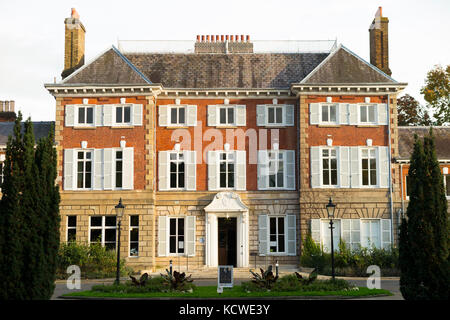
[114,198,125,285]
[326,197,336,281]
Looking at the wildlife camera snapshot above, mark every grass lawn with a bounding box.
[63,285,391,299]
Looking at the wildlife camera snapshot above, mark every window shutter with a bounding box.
[322,219,341,253]
[65,105,75,127]
[207,105,217,126]
[158,216,168,257]
[257,150,269,190]
[338,103,349,125]
[158,151,169,191]
[309,103,320,124]
[93,149,103,190]
[256,105,266,126]
[287,214,296,255]
[258,214,268,255]
[186,105,197,126]
[95,105,103,126]
[310,147,321,188]
[310,219,321,244]
[348,104,358,125]
[63,149,76,190]
[235,105,246,126]
[381,219,392,249]
[186,216,196,256]
[184,150,196,191]
[285,150,296,190]
[377,103,388,125]
[207,151,218,190]
[122,147,134,190]
[235,150,246,190]
[350,147,360,188]
[158,105,169,126]
[103,148,113,190]
[103,105,113,126]
[378,146,390,188]
[339,146,350,188]
[132,104,143,126]
[342,219,351,244]
[284,105,295,126]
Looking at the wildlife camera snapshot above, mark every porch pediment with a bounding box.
[204,192,248,212]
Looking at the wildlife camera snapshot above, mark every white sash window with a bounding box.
[361,148,377,186]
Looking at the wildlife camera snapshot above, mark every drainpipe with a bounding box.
[387,94,394,246]
[400,163,405,217]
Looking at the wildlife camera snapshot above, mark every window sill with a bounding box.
[357,124,380,128]
[261,125,290,128]
[214,125,238,128]
[317,124,340,128]
[111,125,134,129]
[165,126,189,129]
[73,126,96,130]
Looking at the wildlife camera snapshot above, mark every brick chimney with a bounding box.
[61,8,86,79]
[0,101,17,122]
[369,7,391,76]
[194,34,253,54]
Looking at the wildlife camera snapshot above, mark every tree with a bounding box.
[421,65,450,125]
[397,94,433,126]
[0,113,60,300]
[399,129,449,300]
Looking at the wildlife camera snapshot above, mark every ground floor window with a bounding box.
[169,217,185,254]
[67,216,77,242]
[269,216,285,253]
[129,215,139,257]
[89,216,117,250]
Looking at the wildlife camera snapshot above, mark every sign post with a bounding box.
[217,265,233,293]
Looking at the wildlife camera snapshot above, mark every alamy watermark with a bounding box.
[66,265,81,290]
[366,265,381,289]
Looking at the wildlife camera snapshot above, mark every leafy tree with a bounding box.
[421,65,450,125]
[397,94,433,126]
[399,130,449,300]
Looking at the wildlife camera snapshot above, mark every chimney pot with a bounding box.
[196,35,200,42]
[241,35,244,42]
[221,35,224,42]
[206,35,210,42]
[201,35,205,42]
[235,35,239,42]
[216,35,219,42]
[230,35,234,42]
[10,101,15,112]
[246,35,250,42]
[226,35,229,41]
[71,8,80,19]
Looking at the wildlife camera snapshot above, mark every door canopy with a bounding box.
[204,192,248,213]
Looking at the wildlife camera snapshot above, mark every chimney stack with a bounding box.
[194,34,253,53]
[0,100,17,122]
[369,7,392,76]
[61,8,86,79]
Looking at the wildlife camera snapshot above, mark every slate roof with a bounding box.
[0,122,54,146]
[397,126,450,160]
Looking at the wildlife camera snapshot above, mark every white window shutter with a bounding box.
[122,147,134,190]
[186,105,197,126]
[258,214,268,255]
[103,105,113,126]
[93,149,103,190]
[309,103,320,124]
[310,219,321,244]
[310,147,321,188]
[378,146,390,188]
[65,105,75,127]
[158,151,169,191]
[186,216,196,256]
[103,148,113,190]
[285,150,296,190]
[348,104,359,125]
[235,150,246,190]
[158,216,168,257]
[350,147,360,188]
[287,214,297,256]
[132,104,143,126]
[235,105,246,126]
[381,219,392,249]
[159,105,169,126]
[95,105,103,126]
[339,146,350,188]
[256,105,266,126]
[184,150,196,190]
[257,150,269,190]
[377,103,388,125]
[207,105,217,126]
[284,105,295,126]
[63,149,76,190]
[338,103,349,125]
[207,151,218,190]
[342,219,351,244]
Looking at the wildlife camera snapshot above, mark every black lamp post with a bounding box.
[326,197,336,281]
[114,198,125,285]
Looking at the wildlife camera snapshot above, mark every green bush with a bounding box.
[56,242,131,279]
[301,234,400,277]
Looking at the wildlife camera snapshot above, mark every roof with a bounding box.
[0,121,54,146]
[301,45,396,84]
[397,126,450,160]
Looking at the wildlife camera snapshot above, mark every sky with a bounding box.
[0,0,449,121]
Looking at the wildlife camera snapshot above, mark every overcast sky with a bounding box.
[0,0,449,121]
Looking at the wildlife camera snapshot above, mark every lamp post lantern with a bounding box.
[114,198,125,285]
[326,197,336,281]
